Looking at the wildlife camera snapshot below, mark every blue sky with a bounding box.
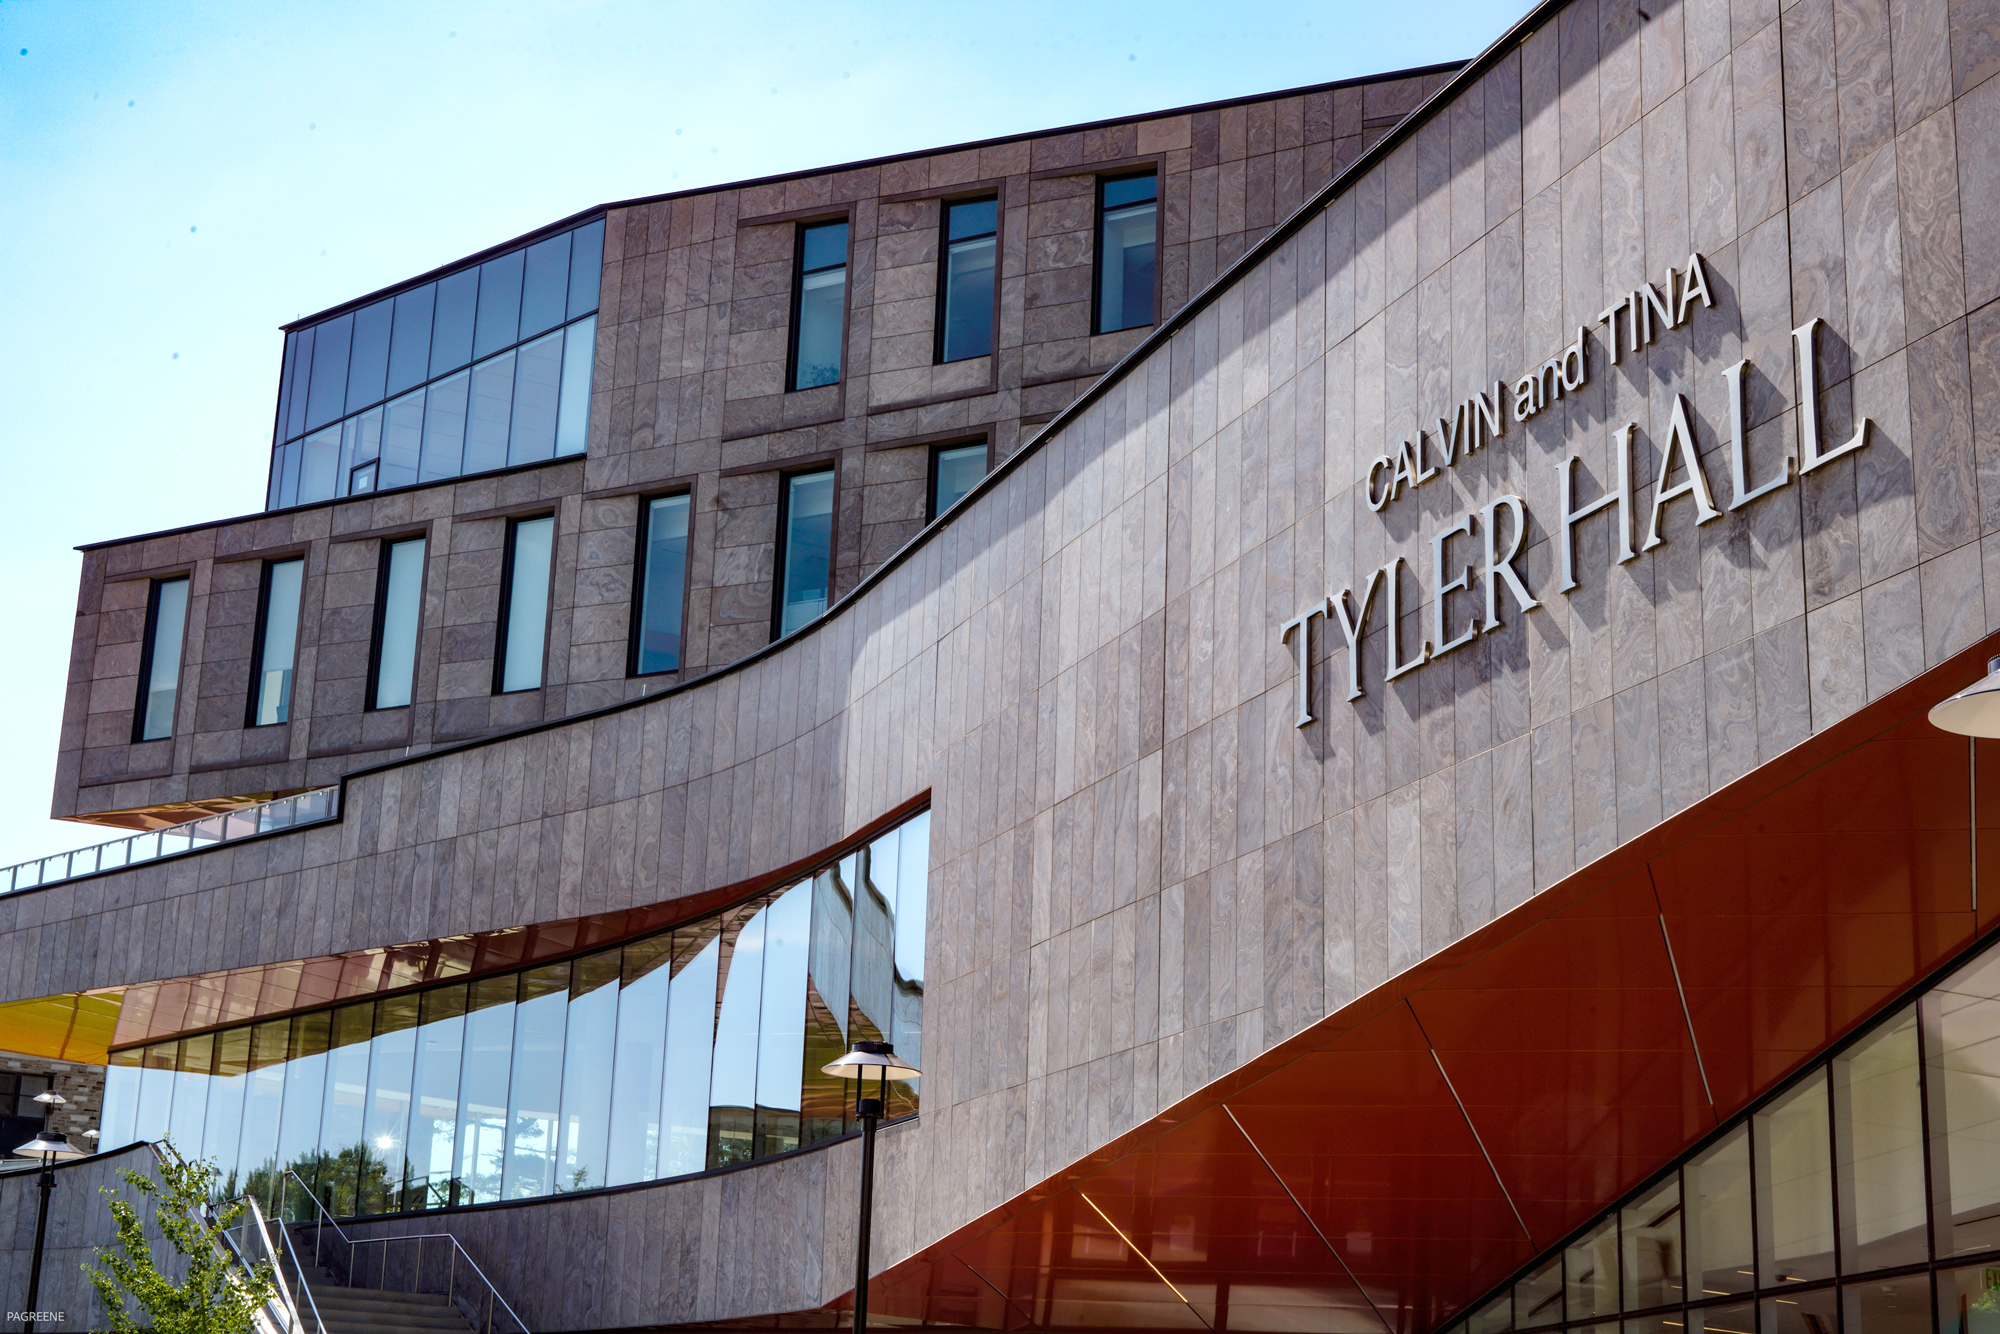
[0,0,1527,866]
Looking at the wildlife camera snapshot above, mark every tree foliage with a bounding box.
[83,1153,280,1334]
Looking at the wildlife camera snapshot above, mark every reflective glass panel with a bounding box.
[429,269,478,378]
[520,232,571,339]
[1762,1288,1838,1334]
[461,349,515,475]
[802,866,855,1148]
[1097,174,1157,333]
[558,950,621,1193]
[1834,1006,1928,1271]
[1842,1273,1933,1334]
[499,516,554,692]
[1686,1125,1755,1299]
[508,329,563,465]
[503,962,569,1198]
[555,315,595,456]
[102,1050,141,1148]
[346,298,393,410]
[661,927,720,1178]
[1756,1070,1836,1286]
[305,312,352,431]
[316,1002,373,1216]
[1931,945,2000,1257]
[239,1019,288,1210]
[754,883,812,1158]
[418,368,469,482]
[386,284,435,397]
[939,199,996,363]
[605,937,673,1187]
[275,1011,329,1218]
[277,330,304,442]
[709,903,768,1168]
[299,425,340,505]
[1687,1302,1757,1334]
[1566,1216,1617,1322]
[1940,1262,2000,1334]
[473,249,524,360]
[371,539,425,710]
[359,993,419,1215]
[791,221,847,390]
[932,443,986,518]
[404,984,466,1210]
[455,975,515,1206]
[138,577,189,741]
[778,471,834,636]
[135,1043,175,1143]
[378,387,425,491]
[202,1027,251,1193]
[168,1033,213,1158]
[634,494,690,674]
[1466,1292,1511,1334]
[567,220,604,321]
[252,558,304,726]
[1515,1254,1564,1329]
[1622,1175,1683,1311]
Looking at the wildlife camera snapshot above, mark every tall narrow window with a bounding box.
[789,221,848,390]
[133,576,190,742]
[1095,173,1158,334]
[937,198,997,363]
[369,539,425,710]
[496,515,555,693]
[930,442,988,520]
[632,493,691,675]
[248,557,304,726]
[775,471,834,637]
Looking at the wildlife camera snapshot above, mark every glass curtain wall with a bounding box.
[98,808,929,1222]
[268,218,602,510]
[1438,926,2000,1334]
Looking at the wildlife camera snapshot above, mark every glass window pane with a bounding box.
[275,1011,329,1221]
[359,993,419,1216]
[386,283,435,396]
[940,232,996,363]
[378,387,424,491]
[454,975,515,1206]
[462,350,515,475]
[1097,175,1158,334]
[429,268,478,377]
[342,408,382,499]
[102,1050,142,1148]
[1940,1262,2000,1334]
[1762,1288,1838,1334]
[202,1027,251,1194]
[372,539,425,711]
[1929,942,2000,1257]
[239,1019,289,1212]
[802,866,855,1148]
[567,220,604,320]
[1514,1253,1563,1329]
[167,1034,212,1157]
[555,314,596,456]
[792,266,847,389]
[635,494,690,674]
[1755,1069,1836,1287]
[138,578,189,741]
[558,950,622,1192]
[473,250,524,360]
[1621,1175,1683,1311]
[346,298,393,411]
[710,903,770,1168]
[418,368,469,482]
[500,516,554,692]
[316,1002,374,1217]
[298,423,340,505]
[947,197,998,242]
[1565,1215,1616,1323]
[754,882,812,1159]
[932,443,987,518]
[502,962,569,1199]
[778,471,834,636]
[275,331,302,444]
[508,329,563,465]
[605,937,674,1187]
[285,326,315,440]
[135,1043,177,1144]
[1466,1293,1511,1334]
[1686,1124,1755,1299]
[405,984,466,1210]
[278,436,303,508]
[305,312,352,431]
[661,926,720,1178]
[1833,1005,1927,1271]
[1687,1302,1757,1334]
[520,233,571,339]
[253,558,304,726]
[801,222,847,271]
[1843,1274,1933,1334]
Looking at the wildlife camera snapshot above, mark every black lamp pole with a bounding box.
[22,1153,56,1334]
[852,1066,884,1334]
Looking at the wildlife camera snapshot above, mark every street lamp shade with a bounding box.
[1932,656,2000,737]
[11,1130,85,1162]
[821,1039,922,1082]
[30,1090,65,1107]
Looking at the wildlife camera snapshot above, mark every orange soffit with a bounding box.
[0,991,122,1064]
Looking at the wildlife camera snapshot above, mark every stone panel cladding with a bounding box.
[16,0,2000,1323]
[53,68,1449,826]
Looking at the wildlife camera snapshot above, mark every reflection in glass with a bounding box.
[508,330,563,464]
[558,950,621,1192]
[1565,1216,1616,1323]
[418,369,470,483]
[305,312,352,432]
[379,388,425,491]
[252,558,304,726]
[709,905,767,1168]
[346,298,393,409]
[1940,1262,2000,1334]
[568,220,604,320]
[429,269,478,379]
[1466,1293,1510,1334]
[135,1044,175,1143]
[1687,1302,1757,1334]
[1930,947,2000,1256]
[299,426,341,506]
[939,198,996,363]
[499,516,554,692]
[1097,174,1157,334]
[316,1004,373,1216]
[778,471,834,636]
[753,884,812,1158]
[504,963,570,1198]
[473,250,524,361]
[662,928,721,1178]
[461,351,515,475]
[168,1034,213,1161]
[1621,1175,1682,1310]
[931,443,986,519]
[1762,1287,1838,1334]
[386,285,435,397]
[275,1011,330,1217]
[1835,1006,1928,1271]
[520,232,571,339]
[404,985,466,1210]
[634,494,690,674]
[1842,1273,1933,1334]
[790,221,847,390]
[605,938,673,1186]
[360,994,419,1215]
[201,1027,251,1191]
[1686,1125,1755,1299]
[371,539,425,710]
[455,975,515,1206]
[1757,1071,1836,1286]
[102,1050,141,1148]
[555,315,595,457]
[1514,1254,1563,1330]
[239,1019,288,1208]
[137,578,190,742]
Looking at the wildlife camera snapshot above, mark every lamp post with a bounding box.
[13,1091,86,1334]
[821,1040,921,1334]
[1932,655,2000,735]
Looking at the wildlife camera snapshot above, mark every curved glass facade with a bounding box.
[267,218,603,510]
[98,808,928,1219]
[1444,928,2000,1334]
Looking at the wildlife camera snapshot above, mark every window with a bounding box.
[631,494,691,676]
[1095,172,1158,334]
[930,442,988,520]
[248,557,305,726]
[775,471,835,637]
[267,217,602,510]
[936,198,997,363]
[133,576,190,742]
[789,221,849,390]
[0,1073,52,1164]
[368,538,425,710]
[495,515,554,693]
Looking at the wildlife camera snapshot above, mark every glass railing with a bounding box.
[1,788,338,896]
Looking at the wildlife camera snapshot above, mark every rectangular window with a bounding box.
[775,471,835,637]
[789,221,848,390]
[133,576,190,742]
[495,515,555,693]
[936,198,997,363]
[248,557,305,726]
[368,539,425,710]
[1095,173,1158,334]
[930,442,988,520]
[632,493,691,675]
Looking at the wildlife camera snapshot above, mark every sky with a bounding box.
[0,0,1528,869]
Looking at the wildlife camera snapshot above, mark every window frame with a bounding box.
[365,535,427,712]
[131,574,192,744]
[927,437,993,523]
[1091,169,1161,337]
[770,467,839,641]
[492,513,557,695]
[627,488,696,679]
[785,217,852,393]
[244,554,308,729]
[933,194,1001,366]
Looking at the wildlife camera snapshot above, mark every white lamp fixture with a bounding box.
[11,1130,85,1163]
[821,1040,923,1083]
[1930,656,2000,737]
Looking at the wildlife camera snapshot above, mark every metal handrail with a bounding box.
[210,1192,306,1334]
[1,787,337,895]
[277,1170,529,1334]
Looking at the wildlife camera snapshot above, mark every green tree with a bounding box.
[84,1153,280,1334]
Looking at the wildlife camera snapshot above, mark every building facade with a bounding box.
[9,0,2000,1329]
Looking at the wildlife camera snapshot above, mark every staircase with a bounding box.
[279,1235,482,1334]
